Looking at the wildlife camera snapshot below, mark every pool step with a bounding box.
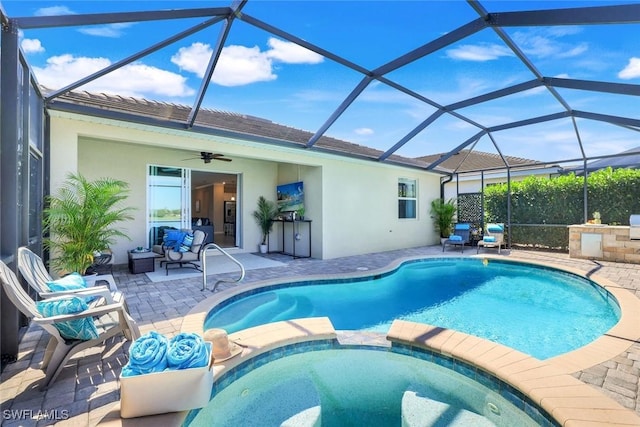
[272,295,314,323]
[208,292,278,328]
[401,390,495,427]
[221,293,299,332]
[222,376,322,426]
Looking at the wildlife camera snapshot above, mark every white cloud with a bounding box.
[214,45,276,86]
[33,54,193,98]
[265,38,323,64]
[21,38,44,54]
[171,42,210,76]
[618,57,640,79]
[558,43,588,58]
[446,43,512,61]
[171,38,323,87]
[354,127,374,135]
[172,42,275,86]
[78,23,133,38]
[35,6,75,16]
[512,29,588,59]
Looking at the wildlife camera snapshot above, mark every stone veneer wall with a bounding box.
[569,224,640,264]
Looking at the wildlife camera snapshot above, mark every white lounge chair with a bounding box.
[0,260,140,389]
[477,223,505,254]
[17,246,118,304]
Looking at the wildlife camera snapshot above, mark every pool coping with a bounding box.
[181,317,640,427]
[387,319,640,426]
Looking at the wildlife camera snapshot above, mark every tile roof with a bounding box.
[416,150,541,173]
[47,90,440,171]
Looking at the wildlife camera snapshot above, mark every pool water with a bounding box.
[186,349,542,427]
[205,258,620,359]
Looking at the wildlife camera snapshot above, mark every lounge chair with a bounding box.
[0,260,140,389]
[17,246,118,305]
[477,223,505,254]
[442,223,471,253]
[162,229,207,275]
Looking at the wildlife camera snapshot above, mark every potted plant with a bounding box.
[43,173,135,275]
[296,207,305,220]
[252,196,279,253]
[430,198,457,243]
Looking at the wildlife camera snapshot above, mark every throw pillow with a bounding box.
[180,233,194,253]
[165,230,187,251]
[36,297,99,341]
[46,272,87,292]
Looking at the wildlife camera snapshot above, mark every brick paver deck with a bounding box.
[1,246,638,426]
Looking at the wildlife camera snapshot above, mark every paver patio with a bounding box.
[1,246,639,426]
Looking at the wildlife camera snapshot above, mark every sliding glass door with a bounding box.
[147,166,191,246]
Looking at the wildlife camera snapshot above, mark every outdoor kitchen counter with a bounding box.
[568,224,640,263]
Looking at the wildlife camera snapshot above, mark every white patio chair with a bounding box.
[17,246,117,304]
[477,223,505,254]
[0,260,140,389]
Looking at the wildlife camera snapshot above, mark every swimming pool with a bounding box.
[185,346,552,427]
[204,257,620,360]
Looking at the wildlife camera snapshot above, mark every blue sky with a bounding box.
[3,0,640,164]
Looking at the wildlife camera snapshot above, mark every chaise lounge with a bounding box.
[442,223,471,253]
[477,223,505,254]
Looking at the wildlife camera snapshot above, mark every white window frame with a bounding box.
[398,178,417,219]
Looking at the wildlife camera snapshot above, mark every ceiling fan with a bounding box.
[184,151,232,163]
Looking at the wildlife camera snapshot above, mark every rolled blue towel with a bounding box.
[448,235,462,242]
[167,333,209,370]
[121,331,169,377]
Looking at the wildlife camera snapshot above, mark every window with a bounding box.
[398,178,417,219]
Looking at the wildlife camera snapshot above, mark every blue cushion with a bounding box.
[165,230,187,251]
[448,235,463,242]
[487,225,504,233]
[36,297,99,341]
[46,272,87,292]
[483,236,496,242]
[179,233,194,253]
[455,223,470,230]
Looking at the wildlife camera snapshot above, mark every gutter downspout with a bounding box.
[440,174,454,200]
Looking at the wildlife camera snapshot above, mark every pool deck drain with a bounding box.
[1,246,639,426]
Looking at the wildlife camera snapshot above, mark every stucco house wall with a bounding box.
[49,110,442,264]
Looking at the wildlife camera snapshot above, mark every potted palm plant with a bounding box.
[430,198,457,243]
[43,173,135,275]
[252,196,279,253]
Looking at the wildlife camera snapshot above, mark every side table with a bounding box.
[87,249,113,275]
[128,250,160,274]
